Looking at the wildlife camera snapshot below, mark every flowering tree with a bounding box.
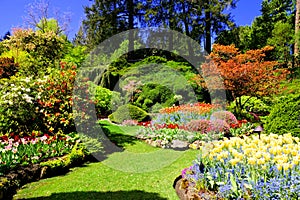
[194,44,289,113]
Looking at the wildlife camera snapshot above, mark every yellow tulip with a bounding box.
[277,164,283,171]
[229,158,240,166]
[248,157,256,165]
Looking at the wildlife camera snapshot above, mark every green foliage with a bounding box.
[227,96,272,117]
[151,103,164,113]
[40,143,87,175]
[267,21,294,65]
[62,45,87,68]
[109,104,149,124]
[133,83,176,112]
[216,26,253,51]
[120,56,205,104]
[2,28,67,76]
[264,93,300,137]
[90,84,121,117]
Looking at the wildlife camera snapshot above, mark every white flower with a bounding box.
[24,77,31,83]
[23,94,33,103]
[25,88,30,92]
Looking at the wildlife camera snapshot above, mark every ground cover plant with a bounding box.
[182,133,300,199]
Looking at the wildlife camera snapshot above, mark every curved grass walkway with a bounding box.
[13,120,198,200]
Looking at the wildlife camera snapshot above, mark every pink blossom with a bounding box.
[31,138,38,145]
[13,142,19,147]
[5,144,12,151]
[21,138,28,145]
[40,135,48,142]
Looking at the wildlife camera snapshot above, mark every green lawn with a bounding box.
[13,120,198,200]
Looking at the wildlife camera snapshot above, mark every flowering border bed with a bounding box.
[180,133,300,199]
[0,143,90,200]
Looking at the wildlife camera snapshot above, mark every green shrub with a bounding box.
[227,96,272,120]
[89,83,122,117]
[133,83,176,112]
[109,104,149,124]
[264,93,300,137]
[93,85,113,116]
[230,96,271,114]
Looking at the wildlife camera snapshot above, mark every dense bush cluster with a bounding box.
[133,83,176,112]
[264,93,300,137]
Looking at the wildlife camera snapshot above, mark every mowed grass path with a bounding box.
[13,120,198,200]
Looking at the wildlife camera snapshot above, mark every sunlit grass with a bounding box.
[13,121,198,200]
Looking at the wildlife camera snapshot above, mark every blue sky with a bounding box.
[0,0,262,40]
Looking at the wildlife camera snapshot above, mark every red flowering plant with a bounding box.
[0,131,80,175]
[34,61,78,135]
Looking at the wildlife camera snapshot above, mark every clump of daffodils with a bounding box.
[182,133,300,199]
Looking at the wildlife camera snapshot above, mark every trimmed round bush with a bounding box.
[264,94,300,137]
[109,104,150,124]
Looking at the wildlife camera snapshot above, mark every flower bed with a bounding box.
[181,133,300,199]
[0,132,79,176]
[136,103,249,149]
[0,143,89,200]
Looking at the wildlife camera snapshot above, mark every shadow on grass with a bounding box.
[87,120,141,162]
[18,190,168,200]
[99,120,139,148]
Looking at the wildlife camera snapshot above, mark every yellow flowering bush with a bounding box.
[182,133,300,199]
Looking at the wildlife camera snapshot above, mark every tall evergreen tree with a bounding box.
[83,0,145,50]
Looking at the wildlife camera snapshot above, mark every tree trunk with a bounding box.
[168,0,174,51]
[205,9,211,54]
[128,0,134,58]
[182,2,194,57]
